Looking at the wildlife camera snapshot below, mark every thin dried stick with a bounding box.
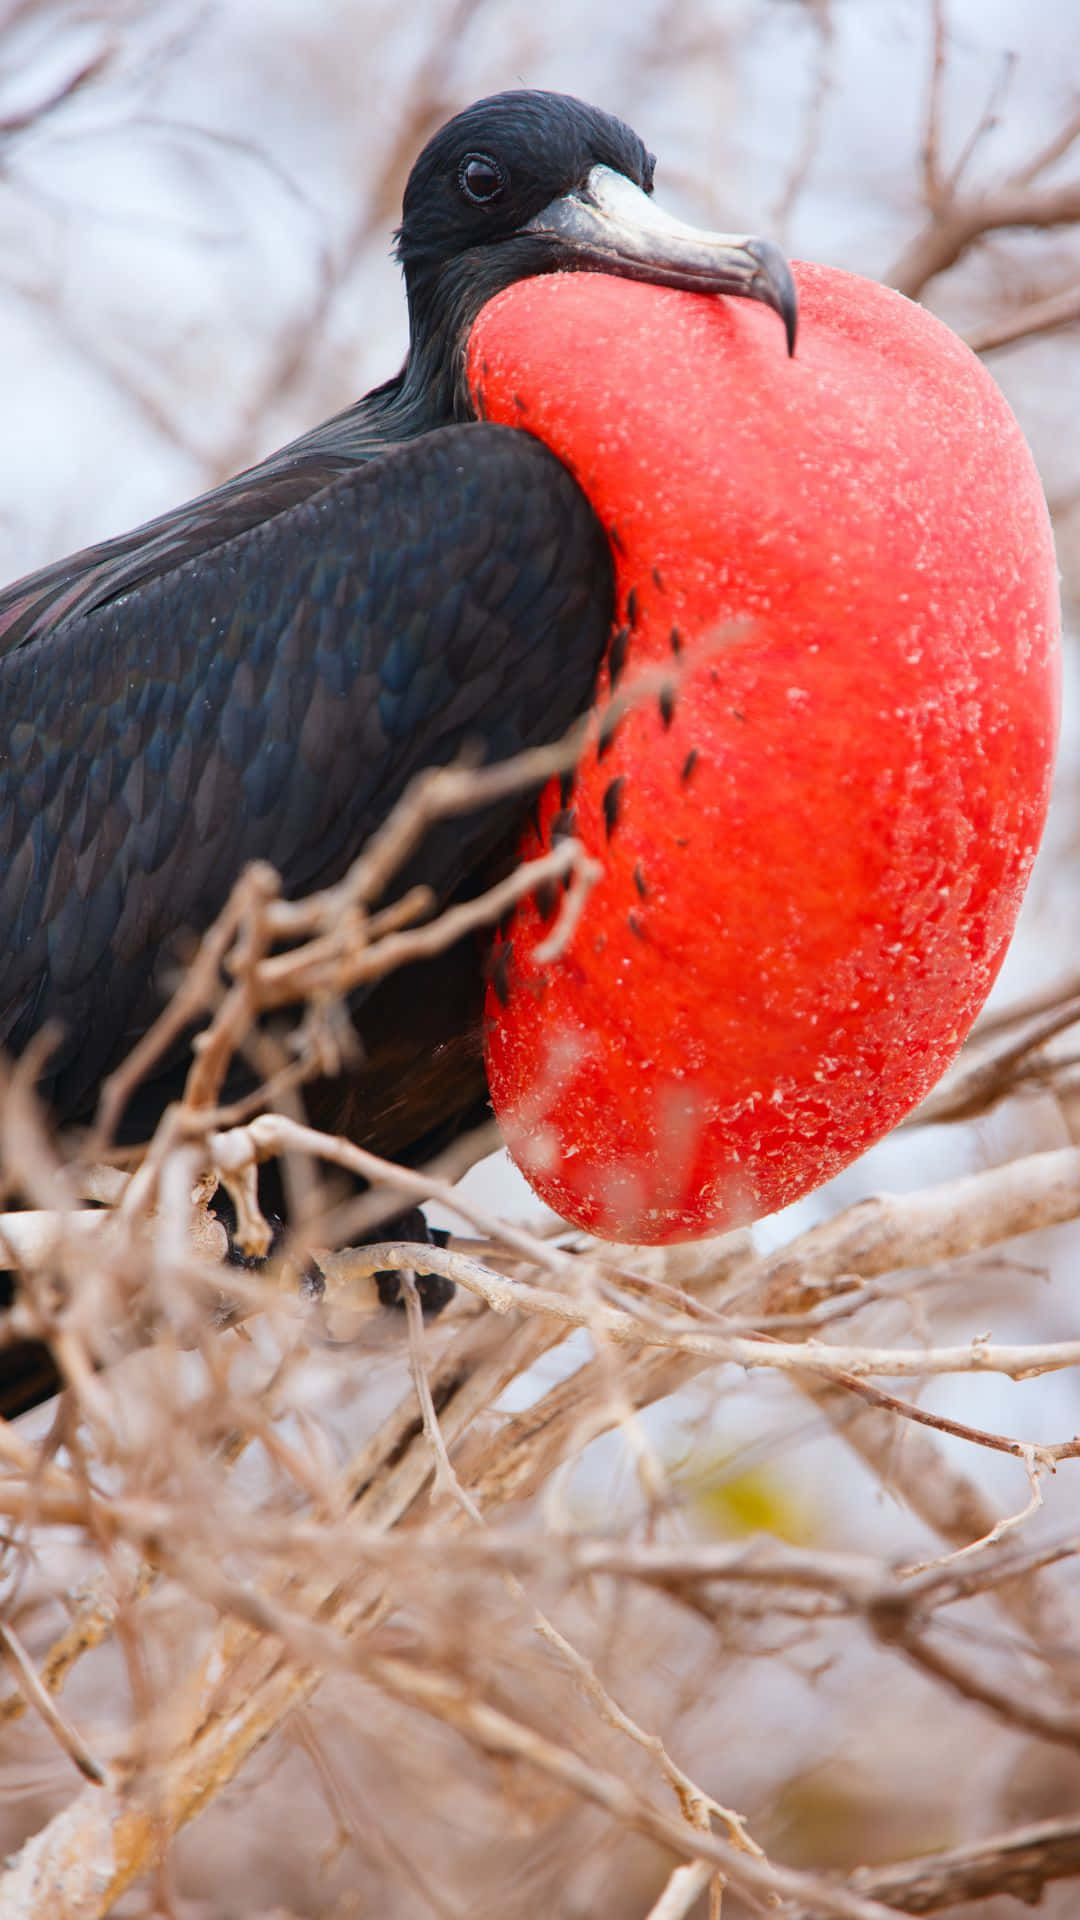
[887,5,1080,296]
[829,1811,1080,1914]
[816,1369,1080,1466]
[323,1238,1080,1381]
[0,1624,106,1785]
[966,278,1080,354]
[907,988,1080,1126]
[356,1654,909,1920]
[399,1279,758,1862]
[646,1860,717,1920]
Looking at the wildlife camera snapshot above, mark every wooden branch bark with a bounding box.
[792,1813,1080,1915]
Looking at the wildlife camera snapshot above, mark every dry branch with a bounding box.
[0,738,1078,1915]
[836,1812,1080,1914]
[966,277,1080,353]
[905,985,1080,1125]
[887,9,1080,299]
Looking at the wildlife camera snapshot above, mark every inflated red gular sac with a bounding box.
[470,266,1061,1243]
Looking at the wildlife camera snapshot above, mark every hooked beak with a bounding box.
[524,164,797,356]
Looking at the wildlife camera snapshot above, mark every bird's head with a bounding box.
[393,91,796,422]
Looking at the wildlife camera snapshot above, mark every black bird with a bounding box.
[0,90,795,1414]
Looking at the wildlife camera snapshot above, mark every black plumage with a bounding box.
[0,428,611,1125]
[0,89,795,1414]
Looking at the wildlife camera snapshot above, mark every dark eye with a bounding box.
[459,152,506,204]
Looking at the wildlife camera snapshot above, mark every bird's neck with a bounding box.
[363,343,472,444]
[391,258,518,433]
[283,336,472,474]
[246,265,494,478]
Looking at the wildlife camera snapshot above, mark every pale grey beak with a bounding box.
[525,163,797,355]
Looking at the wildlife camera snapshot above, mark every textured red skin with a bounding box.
[469,266,1061,1242]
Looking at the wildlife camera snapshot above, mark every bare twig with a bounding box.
[324,1236,1080,1380]
[836,1812,1080,1914]
[646,1859,716,1920]
[965,277,1080,353]
[0,1625,106,1786]
[888,12,1080,296]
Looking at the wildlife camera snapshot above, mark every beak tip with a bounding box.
[747,236,799,358]
[527,171,800,356]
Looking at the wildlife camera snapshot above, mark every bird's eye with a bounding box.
[459,152,506,204]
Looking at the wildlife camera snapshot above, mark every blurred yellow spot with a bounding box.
[673,1446,814,1543]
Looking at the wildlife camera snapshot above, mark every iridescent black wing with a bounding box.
[0,421,612,1124]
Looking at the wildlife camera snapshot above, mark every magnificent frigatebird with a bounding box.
[0,90,795,1415]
